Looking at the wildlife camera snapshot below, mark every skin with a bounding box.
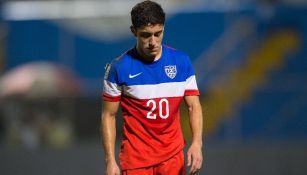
[101,24,203,175]
[101,100,120,175]
[130,24,164,62]
[185,95,203,175]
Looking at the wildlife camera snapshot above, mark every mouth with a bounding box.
[148,47,159,52]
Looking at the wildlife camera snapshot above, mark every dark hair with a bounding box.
[131,0,165,28]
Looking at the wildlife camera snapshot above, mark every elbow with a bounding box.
[188,103,202,113]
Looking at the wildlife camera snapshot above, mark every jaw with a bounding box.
[137,45,162,62]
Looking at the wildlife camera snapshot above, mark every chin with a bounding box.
[146,52,157,57]
[144,54,156,61]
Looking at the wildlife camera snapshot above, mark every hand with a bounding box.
[187,143,203,174]
[105,161,120,175]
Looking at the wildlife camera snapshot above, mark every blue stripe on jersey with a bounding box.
[106,45,195,86]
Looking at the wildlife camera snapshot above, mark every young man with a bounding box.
[101,1,203,174]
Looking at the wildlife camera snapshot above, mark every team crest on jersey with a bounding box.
[164,65,177,79]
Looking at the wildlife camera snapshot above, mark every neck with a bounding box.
[154,47,162,61]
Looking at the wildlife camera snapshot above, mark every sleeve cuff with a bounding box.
[184,89,200,96]
[102,93,121,102]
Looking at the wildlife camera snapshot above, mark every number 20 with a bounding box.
[146,99,169,119]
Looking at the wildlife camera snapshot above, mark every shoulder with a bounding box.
[109,48,135,71]
[104,48,134,81]
[163,45,195,76]
[164,45,190,65]
[164,45,190,61]
[111,50,130,67]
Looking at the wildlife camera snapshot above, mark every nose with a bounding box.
[149,35,157,47]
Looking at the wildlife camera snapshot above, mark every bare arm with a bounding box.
[101,100,120,175]
[184,95,203,174]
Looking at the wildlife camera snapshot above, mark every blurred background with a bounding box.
[0,0,307,175]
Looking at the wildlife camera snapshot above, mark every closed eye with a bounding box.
[139,30,163,38]
[154,31,162,37]
[140,32,151,38]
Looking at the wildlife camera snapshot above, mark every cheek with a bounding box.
[156,36,163,43]
[138,38,149,46]
[158,33,163,40]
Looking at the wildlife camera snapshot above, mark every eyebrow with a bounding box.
[140,30,163,35]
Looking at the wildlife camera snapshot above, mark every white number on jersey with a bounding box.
[146,98,169,119]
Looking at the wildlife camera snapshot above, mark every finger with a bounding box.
[187,152,192,166]
[195,157,202,170]
[190,165,199,175]
[189,166,194,175]
[189,156,201,174]
[197,157,203,169]
[116,167,121,175]
[189,165,198,175]
[190,169,198,175]
[189,155,196,174]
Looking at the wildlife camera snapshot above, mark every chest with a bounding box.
[120,60,185,86]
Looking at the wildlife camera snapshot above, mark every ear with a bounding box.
[130,26,137,37]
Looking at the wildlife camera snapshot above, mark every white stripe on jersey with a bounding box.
[124,82,185,99]
[103,80,122,96]
[186,75,199,90]
[104,75,198,99]
[124,75,198,99]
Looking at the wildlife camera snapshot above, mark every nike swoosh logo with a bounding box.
[129,72,142,78]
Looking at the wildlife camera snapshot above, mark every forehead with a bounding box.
[136,24,164,33]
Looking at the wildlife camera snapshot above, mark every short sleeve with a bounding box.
[102,63,122,101]
[184,55,200,96]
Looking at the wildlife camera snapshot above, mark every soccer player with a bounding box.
[101,1,203,175]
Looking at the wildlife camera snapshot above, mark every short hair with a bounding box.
[130,0,165,28]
